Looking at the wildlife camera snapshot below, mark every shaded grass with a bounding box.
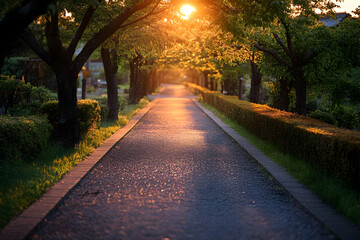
[200,101,360,227]
[0,99,149,229]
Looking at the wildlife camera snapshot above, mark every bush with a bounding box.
[185,82,360,189]
[78,99,101,136]
[308,110,336,125]
[30,86,52,103]
[0,115,53,161]
[40,100,101,137]
[8,103,41,116]
[93,95,128,121]
[331,105,359,129]
[0,75,20,113]
[0,75,54,115]
[0,57,25,78]
[92,96,108,121]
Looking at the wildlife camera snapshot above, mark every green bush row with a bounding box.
[0,75,53,115]
[40,99,101,137]
[0,115,53,161]
[93,95,127,121]
[185,82,360,189]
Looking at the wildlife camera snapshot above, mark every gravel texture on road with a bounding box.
[29,85,334,240]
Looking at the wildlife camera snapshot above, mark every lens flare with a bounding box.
[180,4,196,19]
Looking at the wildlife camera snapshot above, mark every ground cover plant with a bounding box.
[200,102,360,227]
[0,98,149,230]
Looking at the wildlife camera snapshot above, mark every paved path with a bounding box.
[29,85,333,240]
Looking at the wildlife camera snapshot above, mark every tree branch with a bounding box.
[254,42,290,68]
[200,0,241,14]
[0,0,55,67]
[67,6,96,58]
[279,18,295,58]
[74,0,160,72]
[272,32,291,58]
[46,8,63,55]
[119,0,162,29]
[20,30,53,66]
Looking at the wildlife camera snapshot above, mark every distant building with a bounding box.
[319,12,351,27]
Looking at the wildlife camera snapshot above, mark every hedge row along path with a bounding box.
[2,84,347,239]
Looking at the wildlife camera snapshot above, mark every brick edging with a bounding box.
[193,99,360,240]
[0,100,157,240]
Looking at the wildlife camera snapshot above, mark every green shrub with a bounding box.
[8,103,41,116]
[0,115,53,161]
[30,86,52,103]
[93,96,108,121]
[39,100,59,127]
[331,105,359,129]
[93,95,128,121]
[0,75,20,113]
[0,57,25,78]
[77,99,101,136]
[40,100,101,137]
[0,75,54,115]
[185,82,360,189]
[308,110,336,125]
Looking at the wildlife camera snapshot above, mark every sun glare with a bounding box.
[180,4,196,19]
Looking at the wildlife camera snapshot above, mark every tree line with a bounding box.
[1,0,359,147]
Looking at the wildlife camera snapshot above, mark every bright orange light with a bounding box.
[180,4,196,19]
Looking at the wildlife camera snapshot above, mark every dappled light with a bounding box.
[1,0,360,238]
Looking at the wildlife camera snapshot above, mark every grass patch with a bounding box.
[200,101,360,227]
[0,99,149,230]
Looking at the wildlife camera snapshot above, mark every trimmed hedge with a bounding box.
[185,82,360,188]
[93,95,128,121]
[0,115,53,161]
[40,99,101,137]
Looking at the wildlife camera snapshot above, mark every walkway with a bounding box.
[29,85,333,239]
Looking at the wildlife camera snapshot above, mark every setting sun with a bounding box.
[180,4,196,19]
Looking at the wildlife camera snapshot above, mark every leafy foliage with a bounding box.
[0,115,53,161]
[307,110,336,125]
[0,75,52,115]
[0,57,26,78]
[93,95,128,121]
[40,99,101,138]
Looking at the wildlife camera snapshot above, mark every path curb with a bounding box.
[0,100,157,240]
[193,99,360,240]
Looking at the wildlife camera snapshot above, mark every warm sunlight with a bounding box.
[180,4,196,20]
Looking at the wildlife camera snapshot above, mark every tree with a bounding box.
[19,0,171,146]
[218,0,337,115]
[0,0,55,67]
[100,46,119,121]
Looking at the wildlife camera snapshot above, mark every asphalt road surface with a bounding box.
[29,84,334,240]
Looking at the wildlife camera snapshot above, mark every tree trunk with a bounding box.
[294,69,307,115]
[81,78,86,99]
[278,77,290,111]
[55,68,79,147]
[149,69,157,93]
[238,76,243,100]
[140,69,148,97]
[209,76,214,91]
[129,55,144,104]
[250,60,262,103]
[203,71,209,89]
[224,78,230,95]
[101,47,119,121]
